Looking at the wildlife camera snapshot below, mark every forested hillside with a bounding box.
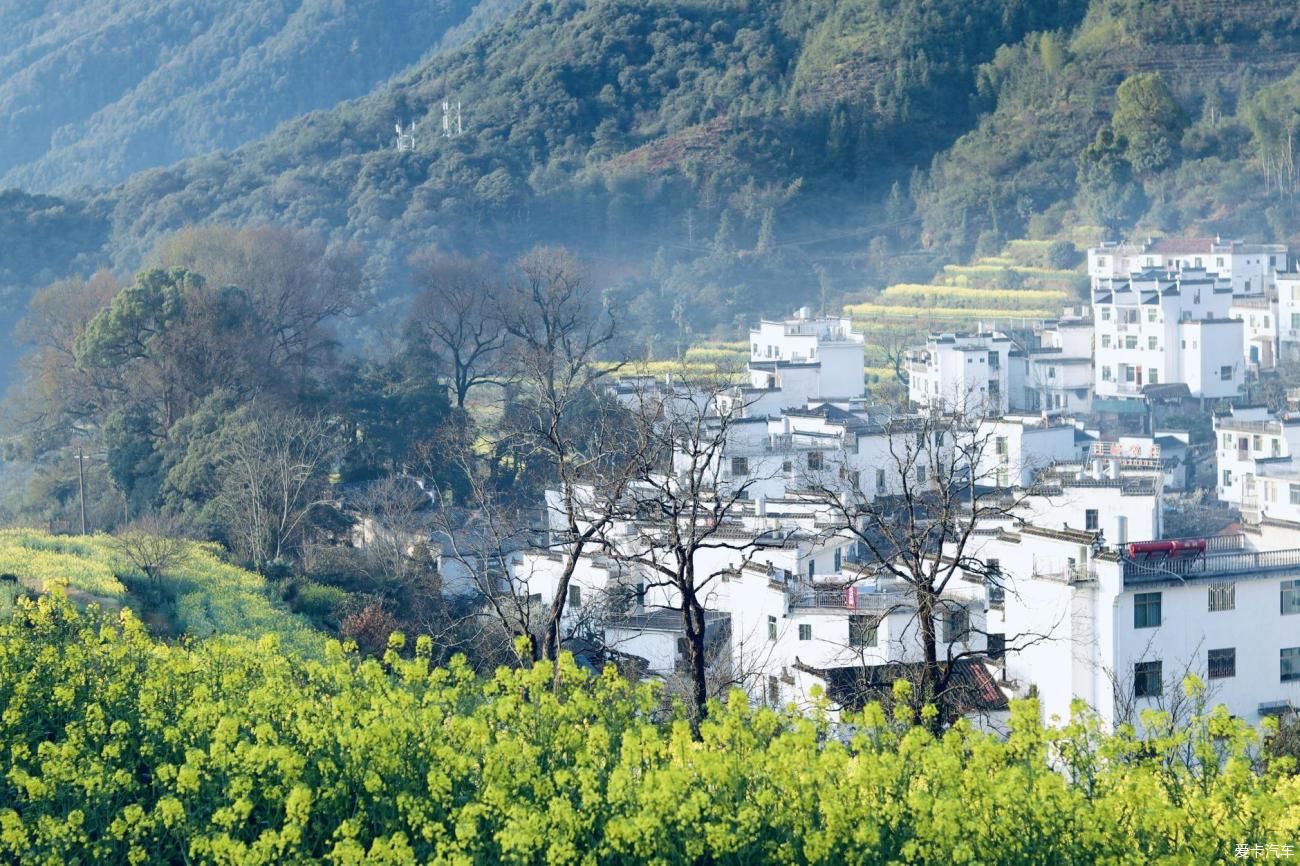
[6,0,1300,369]
[0,0,518,191]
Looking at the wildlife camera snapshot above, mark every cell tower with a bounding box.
[441,100,463,138]
[395,122,416,152]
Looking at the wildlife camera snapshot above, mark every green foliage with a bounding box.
[0,595,1296,864]
[1112,73,1186,175]
[0,0,496,190]
[0,530,324,657]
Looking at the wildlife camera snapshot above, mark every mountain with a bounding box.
[0,0,520,192]
[9,0,1300,362]
[88,0,1087,333]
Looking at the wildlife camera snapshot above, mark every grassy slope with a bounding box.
[0,529,325,658]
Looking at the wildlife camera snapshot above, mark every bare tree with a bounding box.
[602,375,769,734]
[491,246,637,662]
[408,251,508,410]
[214,409,341,570]
[800,411,1051,732]
[111,513,189,586]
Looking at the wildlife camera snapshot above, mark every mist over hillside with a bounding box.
[4,0,1300,374]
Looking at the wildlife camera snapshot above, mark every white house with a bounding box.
[1089,237,1288,296]
[1230,294,1278,370]
[1019,317,1094,416]
[1092,269,1243,402]
[972,522,1300,729]
[748,308,867,406]
[908,331,1016,415]
[1213,405,1300,521]
[1275,271,1300,362]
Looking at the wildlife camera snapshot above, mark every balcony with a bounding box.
[1123,545,1300,585]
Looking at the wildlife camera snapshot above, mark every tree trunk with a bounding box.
[682,593,709,738]
[917,590,945,734]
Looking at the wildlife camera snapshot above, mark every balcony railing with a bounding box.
[1123,545,1300,584]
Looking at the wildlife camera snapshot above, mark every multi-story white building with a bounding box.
[1229,294,1278,370]
[1089,237,1288,296]
[973,523,1300,729]
[1092,269,1243,402]
[1275,272,1300,362]
[748,308,866,406]
[1020,316,1094,416]
[907,331,1016,415]
[1214,405,1300,519]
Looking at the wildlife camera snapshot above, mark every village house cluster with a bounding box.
[426,237,1300,732]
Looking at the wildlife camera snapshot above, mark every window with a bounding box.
[808,560,815,580]
[1125,335,1138,350]
[1102,366,1113,382]
[568,585,582,607]
[1208,582,1235,612]
[1048,366,1057,379]
[987,633,1006,659]
[1148,368,1159,385]
[1223,469,1232,487]
[1134,592,1161,629]
[1283,647,1300,682]
[1221,365,1233,381]
[915,465,927,485]
[1195,257,1203,268]
[1293,312,1300,330]
[849,471,860,490]
[807,451,823,471]
[1207,648,1236,680]
[1101,334,1112,348]
[942,606,970,642]
[730,456,749,477]
[1221,433,1231,449]
[1148,336,1158,350]
[833,547,842,572]
[1253,435,1263,452]
[1147,308,1158,322]
[1282,579,1300,616]
[1085,509,1099,531]
[634,582,646,606]
[1290,484,1300,506]
[782,460,793,474]
[1134,661,1163,698]
[798,623,812,641]
[768,615,778,641]
[849,615,879,647]
[1101,307,1112,321]
[875,468,886,490]
[1216,256,1225,268]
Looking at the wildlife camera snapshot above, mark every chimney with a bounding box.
[756,495,767,518]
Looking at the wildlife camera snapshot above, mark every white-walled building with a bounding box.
[971,523,1300,729]
[1276,272,1300,362]
[1019,318,1094,416]
[1089,237,1288,296]
[1230,294,1278,370]
[908,331,1016,415]
[748,308,866,405]
[1213,405,1300,521]
[1092,269,1243,402]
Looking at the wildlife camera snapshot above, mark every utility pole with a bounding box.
[76,446,88,535]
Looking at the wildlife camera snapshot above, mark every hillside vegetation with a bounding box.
[0,0,514,191]
[0,529,325,657]
[0,594,1295,864]
[5,0,1300,372]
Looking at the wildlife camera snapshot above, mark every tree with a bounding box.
[800,412,1050,732]
[212,408,341,570]
[604,376,768,733]
[151,225,366,398]
[477,246,636,663]
[111,513,188,586]
[1076,128,1148,234]
[407,251,507,410]
[1111,72,1185,175]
